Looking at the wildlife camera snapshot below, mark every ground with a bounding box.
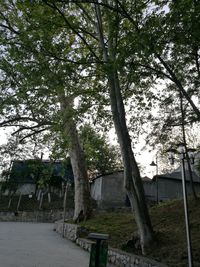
[80,198,200,267]
[0,222,89,267]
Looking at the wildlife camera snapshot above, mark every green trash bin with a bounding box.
[88,233,109,267]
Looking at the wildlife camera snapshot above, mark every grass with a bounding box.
[80,198,200,267]
[0,192,199,266]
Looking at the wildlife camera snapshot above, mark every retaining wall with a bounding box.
[0,210,73,223]
[54,221,169,267]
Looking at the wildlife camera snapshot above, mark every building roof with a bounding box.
[90,171,152,183]
[141,176,152,182]
[9,159,74,184]
[90,170,124,182]
[154,171,200,183]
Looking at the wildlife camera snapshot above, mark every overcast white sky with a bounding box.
[108,128,156,177]
[0,126,155,177]
[0,129,8,145]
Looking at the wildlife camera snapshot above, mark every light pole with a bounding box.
[167,144,195,267]
[150,155,159,203]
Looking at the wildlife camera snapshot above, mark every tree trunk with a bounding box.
[17,193,22,211]
[60,97,92,222]
[62,183,68,237]
[48,192,51,203]
[8,197,12,209]
[39,192,43,210]
[109,70,154,253]
[37,189,42,201]
[180,92,198,199]
[94,3,154,253]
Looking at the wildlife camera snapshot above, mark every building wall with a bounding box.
[16,184,36,195]
[90,177,102,201]
[143,181,156,202]
[91,172,127,208]
[91,172,200,208]
[158,179,200,201]
[101,172,126,207]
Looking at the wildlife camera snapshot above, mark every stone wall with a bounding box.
[54,221,84,241]
[0,210,73,223]
[54,221,169,267]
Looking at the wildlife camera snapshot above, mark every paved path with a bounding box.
[0,222,90,267]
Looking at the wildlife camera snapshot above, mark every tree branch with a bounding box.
[132,62,173,81]
[194,46,200,78]
[0,116,45,127]
[19,128,50,143]
[44,1,101,62]
[0,10,19,35]
[156,53,200,120]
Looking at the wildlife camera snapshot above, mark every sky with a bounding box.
[108,128,156,177]
[0,126,156,178]
[0,129,8,145]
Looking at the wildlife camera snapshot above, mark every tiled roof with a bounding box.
[154,171,200,183]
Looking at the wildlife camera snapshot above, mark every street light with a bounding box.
[187,148,196,165]
[150,157,159,203]
[167,144,195,267]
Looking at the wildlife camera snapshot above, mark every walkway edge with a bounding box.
[54,220,169,267]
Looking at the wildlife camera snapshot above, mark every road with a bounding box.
[0,222,90,267]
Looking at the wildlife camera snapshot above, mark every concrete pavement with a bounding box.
[0,222,90,267]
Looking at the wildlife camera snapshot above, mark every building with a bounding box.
[152,171,200,202]
[90,171,126,208]
[3,159,74,195]
[90,171,154,208]
[90,169,200,208]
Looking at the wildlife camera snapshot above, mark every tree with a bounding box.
[0,0,156,251]
[0,2,92,221]
[80,124,122,177]
[0,0,158,252]
[93,2,154,252]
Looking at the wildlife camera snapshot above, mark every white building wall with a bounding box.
[16,184,36,195]
[90,177,102,201]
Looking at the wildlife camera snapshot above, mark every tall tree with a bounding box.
[0,0,155,251]
[0,2,92,221]
[93,2,154,252]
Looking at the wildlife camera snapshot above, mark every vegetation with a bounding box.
[80,124,122,177]
[80,198,200,267]
[0,0,200,252]
[0,191,74,211]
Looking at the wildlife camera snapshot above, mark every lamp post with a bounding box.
[150,155,158,203]
[167,144,194,267]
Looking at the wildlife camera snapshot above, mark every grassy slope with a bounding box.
[80,198,200,267]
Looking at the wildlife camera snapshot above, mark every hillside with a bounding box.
[80,198,200,267]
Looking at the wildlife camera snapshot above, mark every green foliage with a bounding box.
[1,170,19,194]
[80,124,122,176]
[0,0,200,209]
[80,198,200,267]
[25,160,53,189]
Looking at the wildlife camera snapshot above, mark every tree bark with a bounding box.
[60,96,92,222]
[108,69,154,253]
[180,92,198,199]
[94,2,154,253]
